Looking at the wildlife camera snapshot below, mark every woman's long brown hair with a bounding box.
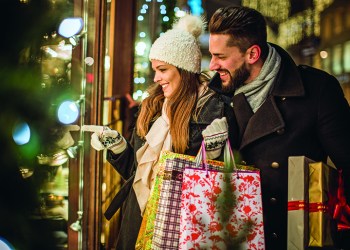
[136,68,199,153]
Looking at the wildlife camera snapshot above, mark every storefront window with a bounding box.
[132,0,180,102]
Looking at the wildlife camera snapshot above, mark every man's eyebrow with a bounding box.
[211,52,225,56]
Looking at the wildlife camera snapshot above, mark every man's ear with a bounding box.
[246,45,261,64]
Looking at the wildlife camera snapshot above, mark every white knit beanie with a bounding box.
[149,14,205,73]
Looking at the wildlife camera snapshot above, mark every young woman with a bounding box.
[85,14,230,249]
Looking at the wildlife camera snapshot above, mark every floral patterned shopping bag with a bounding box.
[135,149,225,250]
[179,143,265,250]
[152,151,224,249]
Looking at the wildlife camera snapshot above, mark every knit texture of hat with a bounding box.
[149,15,205,73]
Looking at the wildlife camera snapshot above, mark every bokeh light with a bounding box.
[12,122,30,145]
[57,100,79,124]
[58,17,84,38]
[0,237,14,250]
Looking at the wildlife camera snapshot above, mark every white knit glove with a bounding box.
[82,125,127,154]
[202,117,228,159]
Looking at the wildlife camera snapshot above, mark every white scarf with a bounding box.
[235,44,281,112]
[133,100,172,215]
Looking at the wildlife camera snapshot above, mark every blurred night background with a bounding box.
[0,0,349,249]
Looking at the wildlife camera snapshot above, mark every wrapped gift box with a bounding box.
[308,162,338,247]
[287,156,314,250]
[287,157,338,249]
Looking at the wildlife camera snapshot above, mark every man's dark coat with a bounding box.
[210,44,350,249]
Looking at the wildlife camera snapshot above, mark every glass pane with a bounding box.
[344,41,350,72]
[41,43,73,89]
[332,44,343,75]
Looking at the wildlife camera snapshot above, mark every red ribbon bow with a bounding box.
[333,170,350,231]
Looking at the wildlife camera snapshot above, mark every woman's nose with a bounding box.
[154,73,160,83]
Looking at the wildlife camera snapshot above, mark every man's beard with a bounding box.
[222,63,250,94]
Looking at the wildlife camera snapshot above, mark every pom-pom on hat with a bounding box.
[149,14,205,73]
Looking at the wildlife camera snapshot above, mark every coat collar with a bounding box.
[209,43,305,150]
[270,43,305,97]
[234,93,285,149]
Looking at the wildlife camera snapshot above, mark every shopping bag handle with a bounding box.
[196,139,237,172]
[223,139,237,172]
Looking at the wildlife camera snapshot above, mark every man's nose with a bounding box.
[209,58,218,71]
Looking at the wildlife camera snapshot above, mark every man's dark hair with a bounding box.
[209,6,269,60]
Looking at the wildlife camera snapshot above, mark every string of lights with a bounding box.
[243,0,334,49]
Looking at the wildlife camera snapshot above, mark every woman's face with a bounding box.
[151,60,181,98]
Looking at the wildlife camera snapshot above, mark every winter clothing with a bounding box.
[89,126,127,154]
[209,43,350,250]
[202,117,228,159]
[105,87,230,249]
[133,99,172,215]
[149,15,204,73]
[235,44,281,112]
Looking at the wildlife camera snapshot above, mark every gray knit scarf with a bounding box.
[234,44,281,113]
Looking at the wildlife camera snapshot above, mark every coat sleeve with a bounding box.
[317,73,350,201]
[106,141,136,181]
